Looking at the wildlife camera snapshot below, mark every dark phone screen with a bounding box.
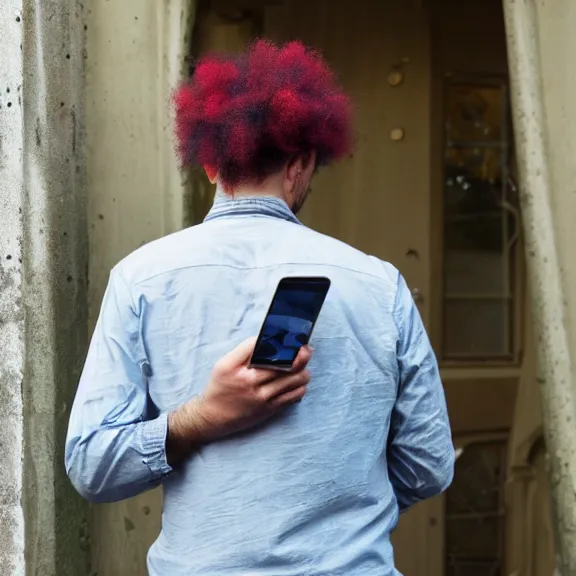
[250,278,330,368]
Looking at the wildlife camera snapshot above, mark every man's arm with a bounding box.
[65,268,312,503]
[387,272,455,512]
[65,268,174,503]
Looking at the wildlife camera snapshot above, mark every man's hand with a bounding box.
[167,338,311,465]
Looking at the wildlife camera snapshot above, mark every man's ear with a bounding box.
[286,156,304,185]
[204,165,218,184]
[285,151,317,193]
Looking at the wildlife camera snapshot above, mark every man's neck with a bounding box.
[216,183,290,207]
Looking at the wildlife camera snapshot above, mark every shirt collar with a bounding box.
[203,188,302,226]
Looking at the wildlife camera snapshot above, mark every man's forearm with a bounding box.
[165,342,312,466]
[166,396,211,467]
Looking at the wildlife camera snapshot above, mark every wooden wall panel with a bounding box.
[265,0,433,325]
[444,378,518,433]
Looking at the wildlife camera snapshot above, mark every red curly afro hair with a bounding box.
[174,39,353,191]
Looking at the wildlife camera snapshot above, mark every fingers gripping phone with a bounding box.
[249,277,331,371]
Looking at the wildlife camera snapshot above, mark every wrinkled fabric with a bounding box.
[65,192,454,576]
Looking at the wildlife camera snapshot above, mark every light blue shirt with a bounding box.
[65,193,454,575]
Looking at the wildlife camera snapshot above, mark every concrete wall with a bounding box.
[0,2,26,572]
[1,1,90,575]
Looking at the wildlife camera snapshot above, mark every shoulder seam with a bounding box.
[121,260,389,289]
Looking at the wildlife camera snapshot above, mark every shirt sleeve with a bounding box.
[387,271,455,512]
[65,267,172,503]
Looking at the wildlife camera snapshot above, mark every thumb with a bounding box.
[222,337,258,367]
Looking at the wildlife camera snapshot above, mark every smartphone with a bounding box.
[249,276,331,371]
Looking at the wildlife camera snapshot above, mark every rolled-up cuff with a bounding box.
[139,413,173,479]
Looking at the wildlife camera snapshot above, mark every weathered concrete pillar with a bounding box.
[0,1,89,574]
[504,0,576,573]
[0,2,26,573]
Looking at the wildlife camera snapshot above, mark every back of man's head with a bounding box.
[174,39,353,200]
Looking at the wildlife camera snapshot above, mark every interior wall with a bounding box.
[265,0,433,311]
[85,2,195,574]
[432,0,508,76]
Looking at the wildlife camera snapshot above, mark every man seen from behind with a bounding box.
[65,39,455,575]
